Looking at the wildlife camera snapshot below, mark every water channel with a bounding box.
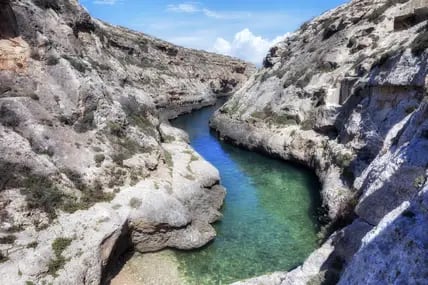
[169,99,321,284]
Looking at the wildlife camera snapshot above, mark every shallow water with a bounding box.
[170,100,321,284]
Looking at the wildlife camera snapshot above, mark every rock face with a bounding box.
[211,0,428,284]
[0,0,253,284]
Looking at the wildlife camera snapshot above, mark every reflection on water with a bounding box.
[171,100,321,284]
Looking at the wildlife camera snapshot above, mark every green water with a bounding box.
[171,100,321,284]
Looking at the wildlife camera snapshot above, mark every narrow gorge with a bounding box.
[171,101,321,284]
[0,0,427,285]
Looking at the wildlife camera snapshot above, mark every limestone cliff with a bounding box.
[0,0,254,284]
[211,0,428,284]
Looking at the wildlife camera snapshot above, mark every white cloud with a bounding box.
[167,3,250,19]
[212,28,290,65]
[167,2,199,13]
[213,37,232,54]
[93,0,120,5]
[202,9,251,19]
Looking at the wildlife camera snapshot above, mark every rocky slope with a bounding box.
[0,0,254,284]
[211,0,428,284]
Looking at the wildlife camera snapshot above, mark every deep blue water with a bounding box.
[171,100,321,284]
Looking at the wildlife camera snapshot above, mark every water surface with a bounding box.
[171,100,321,284]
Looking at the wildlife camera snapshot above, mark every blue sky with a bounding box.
[80,0,349,64]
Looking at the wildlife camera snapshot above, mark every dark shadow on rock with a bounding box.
[338,189,428,284]
[0,0,19,39]
[356,102,428,225]
[101,223,133,285]
[336,74,427,188]
[317,219,373,285]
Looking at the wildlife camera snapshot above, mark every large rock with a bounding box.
[340,186,428,284]
[0,0,252,284]
[212,0,428,283]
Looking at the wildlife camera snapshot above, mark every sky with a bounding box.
[80,0,349,65]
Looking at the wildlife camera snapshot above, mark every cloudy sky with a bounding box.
[80,0,348,65]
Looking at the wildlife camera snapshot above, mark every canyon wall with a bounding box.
[211,0,428,284]
[0,0,254,284]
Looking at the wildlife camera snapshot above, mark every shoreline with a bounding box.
[110,250,185,285]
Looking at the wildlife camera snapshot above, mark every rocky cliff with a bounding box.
[211,0,428,284]
[0,0,254,284]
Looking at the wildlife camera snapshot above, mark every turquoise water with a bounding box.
[171,100,321,284]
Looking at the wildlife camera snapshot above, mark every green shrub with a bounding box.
[336,153,353,168]
[94,154,105,165]
[162,135,175,143]
[0,105,20,127]
[21,176,65,220]
[306,271,326,285]
[0,252,7,263]
[220,101,240,114]
[79,184,114,207]
[107,168,126,188]
[301,120,314,130]
[414,175,426,189]
[184,174,195,181]
[130,114,155,136]
[112,153,127,166]
[108,122,124,137]
[0,235,16,244]
[129,197,142,209]
[92,146,103,152]
[74,110,96,133]
[119,137,142,154]
[183,150,198,162]
[251,111,267,120]
[62,168,85,190]
[130,173,139,186]
[46,55,59,66]
[164,150,173,168]
[5,224,23,233]
[61,179,114,213]
[300,20,311,31]
[27,241,38,248]
[48,237,72,276]
[190,154,198,162]
[48,256,66,277]
[270,115,298,126]
[62,55,87,73]
[109,136,151,167]
[37,146,55,157]
[52,238,72,257]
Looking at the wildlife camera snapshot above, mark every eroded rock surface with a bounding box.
[212,0,428,284]
[0,0,253,284]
